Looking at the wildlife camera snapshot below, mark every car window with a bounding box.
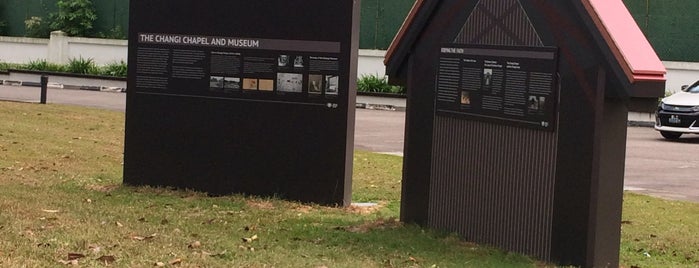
[689,84,699,93]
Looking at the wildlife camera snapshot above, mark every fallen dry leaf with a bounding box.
[188,241,201,249]
[58,259,79,265]
[207,250,228,258]
[67,253,85,260]
[238,245,252,251]
[96,255,116,264]
[116,221,123,227]
[169,258,182,265]
[88,244,102,253]
[154,262,165,267]
[242,234,258,243]
[132,233,157,241]
[42,209,60,213]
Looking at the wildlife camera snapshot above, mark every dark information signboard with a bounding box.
[124,0,360,205]
[436,45,559,130]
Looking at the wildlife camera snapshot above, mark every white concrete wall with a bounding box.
[663,61,699,93]
[358,49,387,78]
[628,111,656,124]
[0,36,49,63]
[0,31,127,66]
[51,31,128,65]
[67,39,128,65]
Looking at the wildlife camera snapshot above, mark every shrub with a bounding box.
[388,84,405,94]
[49,0,97,37]
[0,62,23,71]
[97,25,127,40]
[2,59,129,77]
[99,61,127,77]
[24,17,51,38]
[357,74,405,94]
[66,57,97,74]
[24,59,65,72]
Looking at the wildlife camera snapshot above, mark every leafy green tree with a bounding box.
[49,0,97,37]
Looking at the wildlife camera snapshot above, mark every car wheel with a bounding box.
[660,131,682,139]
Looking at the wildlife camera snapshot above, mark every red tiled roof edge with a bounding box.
[582,0,666,83]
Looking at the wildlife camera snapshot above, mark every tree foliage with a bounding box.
[49,0,97,37]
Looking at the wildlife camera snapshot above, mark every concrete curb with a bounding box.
[629,121,655,128]
[355,102,405,111]
[1,79,126,93]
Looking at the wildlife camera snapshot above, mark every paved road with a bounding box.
[1,85,697,202]
[625,127,699,201]
[354,109,405,155]
[0,85,126,111]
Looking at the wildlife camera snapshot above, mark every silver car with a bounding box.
[655,81,699,139]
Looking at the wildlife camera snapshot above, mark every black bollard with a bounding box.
[40,75,48,104]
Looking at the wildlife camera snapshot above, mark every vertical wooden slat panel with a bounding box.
[429,116,557,260]
[430,0,556,260]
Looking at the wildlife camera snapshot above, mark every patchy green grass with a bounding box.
[0,101,697,267]
[620,193,699,267]
[0,102,536,267]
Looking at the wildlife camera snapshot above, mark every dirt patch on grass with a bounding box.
[246,200,275,210]
[346,202,386,215]
[293,204,314,214]
[85,184,120,193]
[337,218,402,234]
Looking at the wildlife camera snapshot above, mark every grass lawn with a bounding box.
[0,101,697,267]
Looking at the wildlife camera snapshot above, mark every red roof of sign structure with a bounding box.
[582,0,666,83]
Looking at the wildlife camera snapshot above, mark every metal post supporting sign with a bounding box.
[40,75,48,104]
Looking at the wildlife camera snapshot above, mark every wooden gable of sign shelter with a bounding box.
[386,0,666,96]
[384,0,665,267]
